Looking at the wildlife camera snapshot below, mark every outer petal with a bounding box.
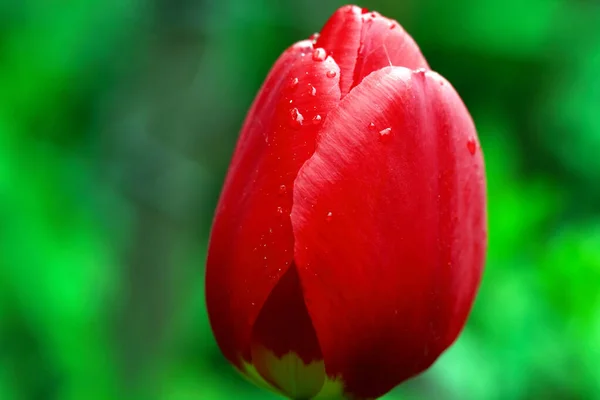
[205,41,341,366]
[316,6,429,97]
[291,67,486,398]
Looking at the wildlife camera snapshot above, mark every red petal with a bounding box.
[205,41,341,366]
[352,12,429,89]
[315,5,363,96]
[316,6,429,97]
[291,67,486,398]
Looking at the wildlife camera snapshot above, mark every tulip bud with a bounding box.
[206,5,487,400]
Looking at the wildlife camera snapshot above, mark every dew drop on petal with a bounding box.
[309,32,320,42]
[368,122,376,130]
[467,138,477,155]
[379,127,392,142]
[289,108,304,128]
[312,115,322,125]
[277,206,284,215]
[312,48,327,62]
[325,211,333,222]
[414,68,427,79]
[326,70,337,78]
[309,85,317,96]
[279,184,287,195]
[389,22,397,29]
[289,77,299,89]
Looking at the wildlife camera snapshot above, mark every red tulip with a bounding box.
[206,5,486,400]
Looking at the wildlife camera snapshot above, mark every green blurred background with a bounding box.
[1,0,599,399]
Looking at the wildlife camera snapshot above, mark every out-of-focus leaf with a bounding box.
[414,0,564,58]
[538,7,600,191]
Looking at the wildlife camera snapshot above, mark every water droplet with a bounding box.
[389,22,397,29]
[414,68,427,79]
[289,77,299,89]
[312,114,322,125]
[326,211,333,222]
[379,127,392,141]
[368,122,376,130]
[279,184,287,195]
[467,138,477,155]
[326,70,337,78]
[289,108,304,128]
[277,206,284,215]
[309,32,320,42]
[309,84,317,96]
[312,48,327,62]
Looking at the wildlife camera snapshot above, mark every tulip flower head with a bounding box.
[206,5,487,400]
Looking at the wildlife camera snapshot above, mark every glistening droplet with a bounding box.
[312,115,322,125]
[309,32,320,42]
[326,70,337,78]
[368,122,376,130]
[289,77,299,89]
[326,212,333,222]
[312,48,327,62]
[467,138,477,155]
[379,127,392,142]
[279,184,287,195]
[414,68,427,79]
[289,108,304,129]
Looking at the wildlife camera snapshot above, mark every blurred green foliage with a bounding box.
[1,0,599,399]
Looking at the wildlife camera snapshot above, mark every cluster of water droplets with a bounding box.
[285,45,339,131]
[279,39,350,224]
